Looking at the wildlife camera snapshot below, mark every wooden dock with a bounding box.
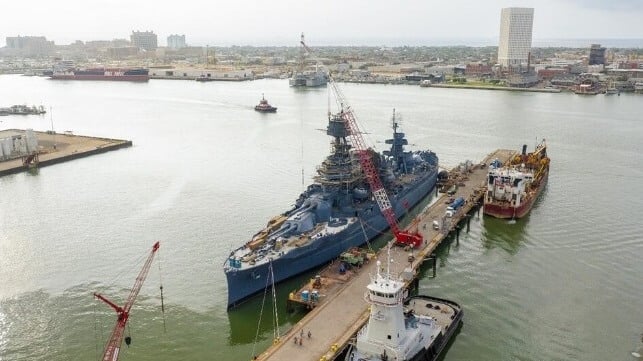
[256,149,516,361]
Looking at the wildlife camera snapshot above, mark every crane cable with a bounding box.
[93,301,102,361]
[157,246,167,333]
[251,260,273,358]
[270,262,280,343]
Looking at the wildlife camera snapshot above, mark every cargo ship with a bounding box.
[224,110,439,308]
[483,140,549,219]
[50,68,149,82]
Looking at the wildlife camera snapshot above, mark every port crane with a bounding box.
[297,33,324,74]
[328,81,423,248]
[94,241,161,361]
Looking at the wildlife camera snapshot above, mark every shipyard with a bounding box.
[1,3,643,361]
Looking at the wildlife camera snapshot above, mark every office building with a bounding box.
[131,31,158,51]
[588,44,606,65]
[4,36,55,56]
[497,7,534,68]
[167,34,187,49]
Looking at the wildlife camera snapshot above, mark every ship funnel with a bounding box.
[522,144,527,156]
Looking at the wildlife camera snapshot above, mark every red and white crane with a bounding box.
[94,241,161,361]
[328,80,423,248]
[296,34,423,248]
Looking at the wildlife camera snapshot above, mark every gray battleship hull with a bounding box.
[225,170,437,308]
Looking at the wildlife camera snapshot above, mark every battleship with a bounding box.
[224,110,439,308]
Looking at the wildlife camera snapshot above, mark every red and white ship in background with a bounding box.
[50,61,149,82]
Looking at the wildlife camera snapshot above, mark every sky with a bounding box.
[2,0,642,47]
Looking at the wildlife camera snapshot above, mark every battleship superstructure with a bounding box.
[223,110,439,308]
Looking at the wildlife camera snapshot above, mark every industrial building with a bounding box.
[497,7,534,68]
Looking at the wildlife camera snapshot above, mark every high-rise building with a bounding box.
[4,36,55,56]
[497,7,534,68]
[167,34,187,49]
[130,31,158,51]
[588,44,606,65]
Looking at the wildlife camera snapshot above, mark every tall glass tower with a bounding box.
[498,8,534,68]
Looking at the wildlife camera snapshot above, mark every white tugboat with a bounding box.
[345,247,462,361]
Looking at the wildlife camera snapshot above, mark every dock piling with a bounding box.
[429,255,437,278]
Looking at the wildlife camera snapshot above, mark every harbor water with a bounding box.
[0,74,641,361]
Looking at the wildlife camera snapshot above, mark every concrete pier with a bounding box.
[257,149,516,361]
[0,129,132,177]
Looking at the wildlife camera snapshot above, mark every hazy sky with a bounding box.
[2,0,642,46]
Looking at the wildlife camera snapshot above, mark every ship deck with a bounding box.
[256,149,516,361]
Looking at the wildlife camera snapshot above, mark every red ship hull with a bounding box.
[50,75,148,82]
[484,170,548,219]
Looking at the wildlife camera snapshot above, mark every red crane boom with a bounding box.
[328,79,423,248]
[94,241,160,361]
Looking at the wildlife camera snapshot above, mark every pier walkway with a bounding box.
[257,149,516,361]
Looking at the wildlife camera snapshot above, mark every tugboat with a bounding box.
[254,94,277,113]
[345,246,463,361]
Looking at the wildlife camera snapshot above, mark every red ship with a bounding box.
[483,140,549,219]
[50,68,149,82]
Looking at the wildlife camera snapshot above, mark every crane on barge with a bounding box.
[93,241,162,361]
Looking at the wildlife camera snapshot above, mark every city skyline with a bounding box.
[2,0,643,47]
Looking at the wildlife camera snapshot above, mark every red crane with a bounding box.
[297,34,422,248]
[94,241,160,361]
[328,79,423,248]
